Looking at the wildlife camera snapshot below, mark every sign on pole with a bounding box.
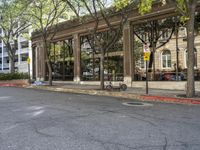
[143,43,150,53]
[143,44,150,95]
[143,44,150,61]
[27,57,31,64]
[143,52,150,61]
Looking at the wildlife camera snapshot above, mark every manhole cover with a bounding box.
[122,102,153,107]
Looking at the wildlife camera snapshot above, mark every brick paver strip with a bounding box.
[140,95,200,105]
[0,84,24,87]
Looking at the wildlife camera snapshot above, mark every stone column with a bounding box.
[123,22,134,86]
[40,42,46,81]
[29,40,32,79]
[35,44,39,80]
[36,42,46,81]
[73,34,81,82]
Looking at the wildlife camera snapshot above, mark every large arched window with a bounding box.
[162,50,171,68]
[185,48,197,68]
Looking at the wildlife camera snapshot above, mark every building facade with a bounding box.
[0,28,32,75]
[31,3,200,85]
[135,26,200,81]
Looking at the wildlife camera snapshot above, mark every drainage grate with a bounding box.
[122,102,153,107]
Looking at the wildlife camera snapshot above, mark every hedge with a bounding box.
[0,72,29,80]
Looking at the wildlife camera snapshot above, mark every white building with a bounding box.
[0,28,32,76]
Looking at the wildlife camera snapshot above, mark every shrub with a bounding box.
[0,72,29,80]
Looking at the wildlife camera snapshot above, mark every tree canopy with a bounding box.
[0,0,31,72]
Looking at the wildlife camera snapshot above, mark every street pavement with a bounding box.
[0,87,200,150]
[29,82,200,105]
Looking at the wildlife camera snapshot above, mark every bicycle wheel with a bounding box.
[120,84,127,91]
[105,85,112,91]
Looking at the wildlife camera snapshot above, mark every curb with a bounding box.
[0,84,25,87]
[26,85,200,105]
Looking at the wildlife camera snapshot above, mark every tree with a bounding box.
[29,0,68,85]
[0,0,31,73]
[115,0,198,97]
[133,17,175,80]
[63,0,128,90]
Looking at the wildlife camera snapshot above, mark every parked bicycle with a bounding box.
[105,81,127,91]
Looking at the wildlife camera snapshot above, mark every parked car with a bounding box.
[160,72,185,81]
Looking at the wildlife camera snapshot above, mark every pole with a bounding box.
[175,17,179,81]
[53,43,56,81]
[28,62,31,84]
[146,60,148,94]
[27,57,31,84]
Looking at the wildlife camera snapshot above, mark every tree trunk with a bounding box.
[44,42,53,86]
[100,48,105,90]
[186,0,197,97]
[152,45,156,80]
[10,57,15,73]
[47,59,53,86]
[6,43,16,73]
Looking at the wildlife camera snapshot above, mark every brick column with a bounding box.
[123,22,134,86]
[73,34,81,82]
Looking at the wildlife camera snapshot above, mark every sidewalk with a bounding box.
[27,82,200,105]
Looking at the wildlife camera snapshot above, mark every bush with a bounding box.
[0,72,29,80]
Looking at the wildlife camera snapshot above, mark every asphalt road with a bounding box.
[0,87,200,150]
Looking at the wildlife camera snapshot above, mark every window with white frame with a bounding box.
[162,50,171,68]
[185,48,197,68]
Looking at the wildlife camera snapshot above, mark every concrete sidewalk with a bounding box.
[26,82,200,105]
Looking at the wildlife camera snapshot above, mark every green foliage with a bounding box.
[114,0,154,13]
[114,0,130,10]
[138,0,153,15]
[0,72,28,80]
[176,0,187,13]
[176,0,189,22]
[0,0,30,39]
[115,0,188,17]
[0,0,31,72]
[29,0,71,32]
